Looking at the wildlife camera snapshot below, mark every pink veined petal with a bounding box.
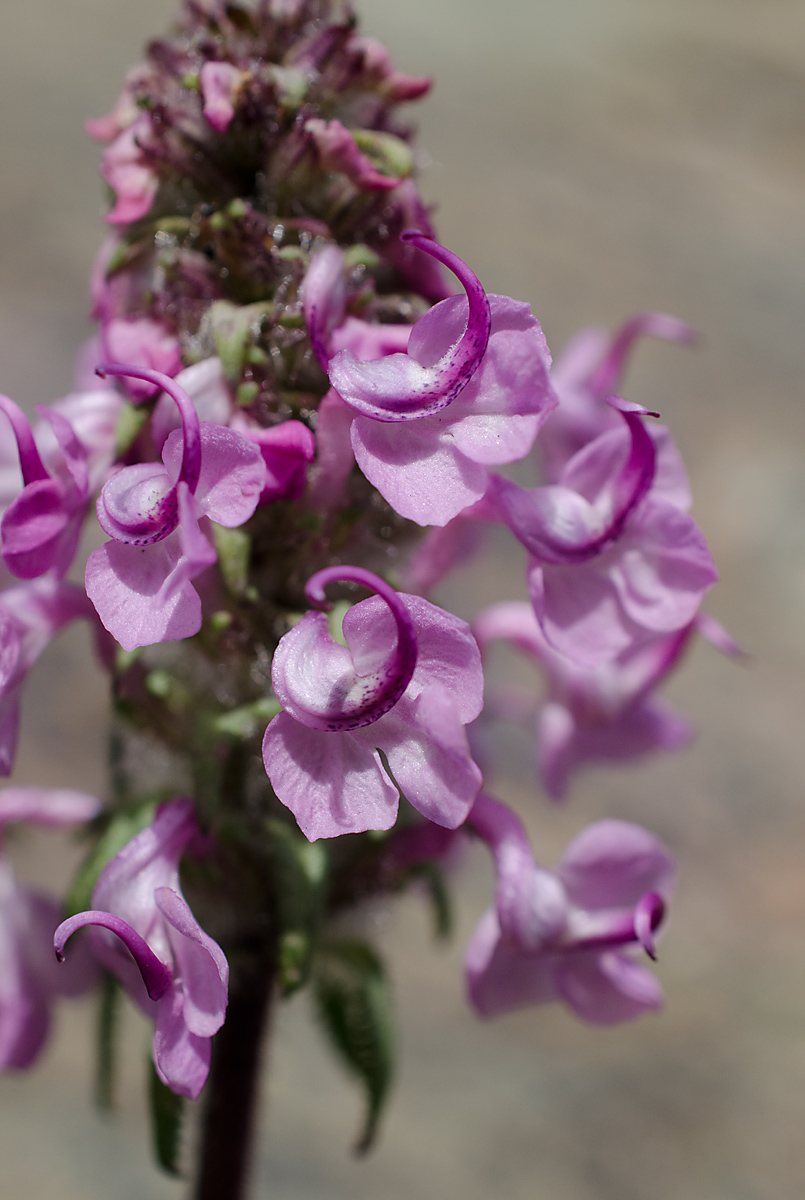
[85,535,202,652]
[558,819,676,910]
[609,501,718,633]
[155,887,228,1038]
[465,909,558,1018]
[309,389,355,507]
[101,318,182,400]
[262,712,399,841]
[0,788,101,828]
[554,950,664,1025]
[330,318,412,362]
[368,685,482,829]
[351,414,489,526]
[152,980,212,1099]
[162,424,266,527]
[101,117,159,227]
[530,558,637,667]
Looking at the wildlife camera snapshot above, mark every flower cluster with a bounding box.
[0,0,731,1182]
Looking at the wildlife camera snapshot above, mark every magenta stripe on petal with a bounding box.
[96,363,201,493]
[633,891,665,960]
[54,910,172,1000]
[587,312,698,399]
[0,395,50,485]
[327,231,491,423]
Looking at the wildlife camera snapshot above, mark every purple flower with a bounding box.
[328,232,556,526]
[0,787,101,1070]
[199,62,245,134]
[465,794,675,1025]
[262,566,484,840]
[491,397,717,666]
[348,36,432,102]
[85,66,149,144]
[85,364,266,651]
[54,798,228,1100]
[541,312,697,481]
[151,358,233,452]
[100,114,159,227]
[474,601,739,799]
[0,395,90,580]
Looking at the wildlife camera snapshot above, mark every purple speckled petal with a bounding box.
[96,461,176,545]
[554,951,663,1025]
[262,712,399,840]
[558,819,676,910]
[272,567,418,732]
[329,231,491,422]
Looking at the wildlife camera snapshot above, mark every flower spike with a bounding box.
[273,566,418,732]
[328,230,492,422]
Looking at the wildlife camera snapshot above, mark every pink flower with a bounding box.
[85,66,150,144]
[262,566,484,840]
[466,795,675,1025]
[305,118,401,191]
[0,395,90,580]
[0,788,101,1069]
[229,415,315,504]
[474,601,739,799]
[55,798,228,1099]
[101,318,183,401]
[200,62,246,134]
[492,397,717,666]
[329,232,557,525]
[85,364,266,651]
[349,36,432,102]
[100,114,159,226]
[541,311,697,482]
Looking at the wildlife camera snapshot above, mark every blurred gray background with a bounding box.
[2,1,805,1196]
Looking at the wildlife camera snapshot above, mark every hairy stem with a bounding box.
[193,948,277,1200]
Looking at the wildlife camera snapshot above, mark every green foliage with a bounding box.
[313,939,395,1154]
[148,1061,185,1176]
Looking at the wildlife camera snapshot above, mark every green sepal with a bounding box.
[206,299,274,384]
[95,972,120,1112]
[212,697,281,740]
[407,860,453,940]
[211,523,251,596]
[65,804,156,917]
[352,130,413,180]
[148,1060,185,1177]
[313,939,395,1154]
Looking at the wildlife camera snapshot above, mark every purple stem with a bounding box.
[54,910,173,1001]
[0,395,49,485]
[587,312,698,399]
[95,362,202,494]
[302,566,418,731]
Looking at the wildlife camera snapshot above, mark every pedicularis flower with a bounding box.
[0,1,731,1173]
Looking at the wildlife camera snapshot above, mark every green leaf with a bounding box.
[95,972,120,1111]
[313,940,394,1154]
[148,1060,185,1176]
[409,861,453,941]
[65,804,156,917]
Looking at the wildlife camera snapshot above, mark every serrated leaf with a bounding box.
[95,972,120,1111]
[313,940,394,1154]
[65,804,156,917]
[148,1060,184,1176]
